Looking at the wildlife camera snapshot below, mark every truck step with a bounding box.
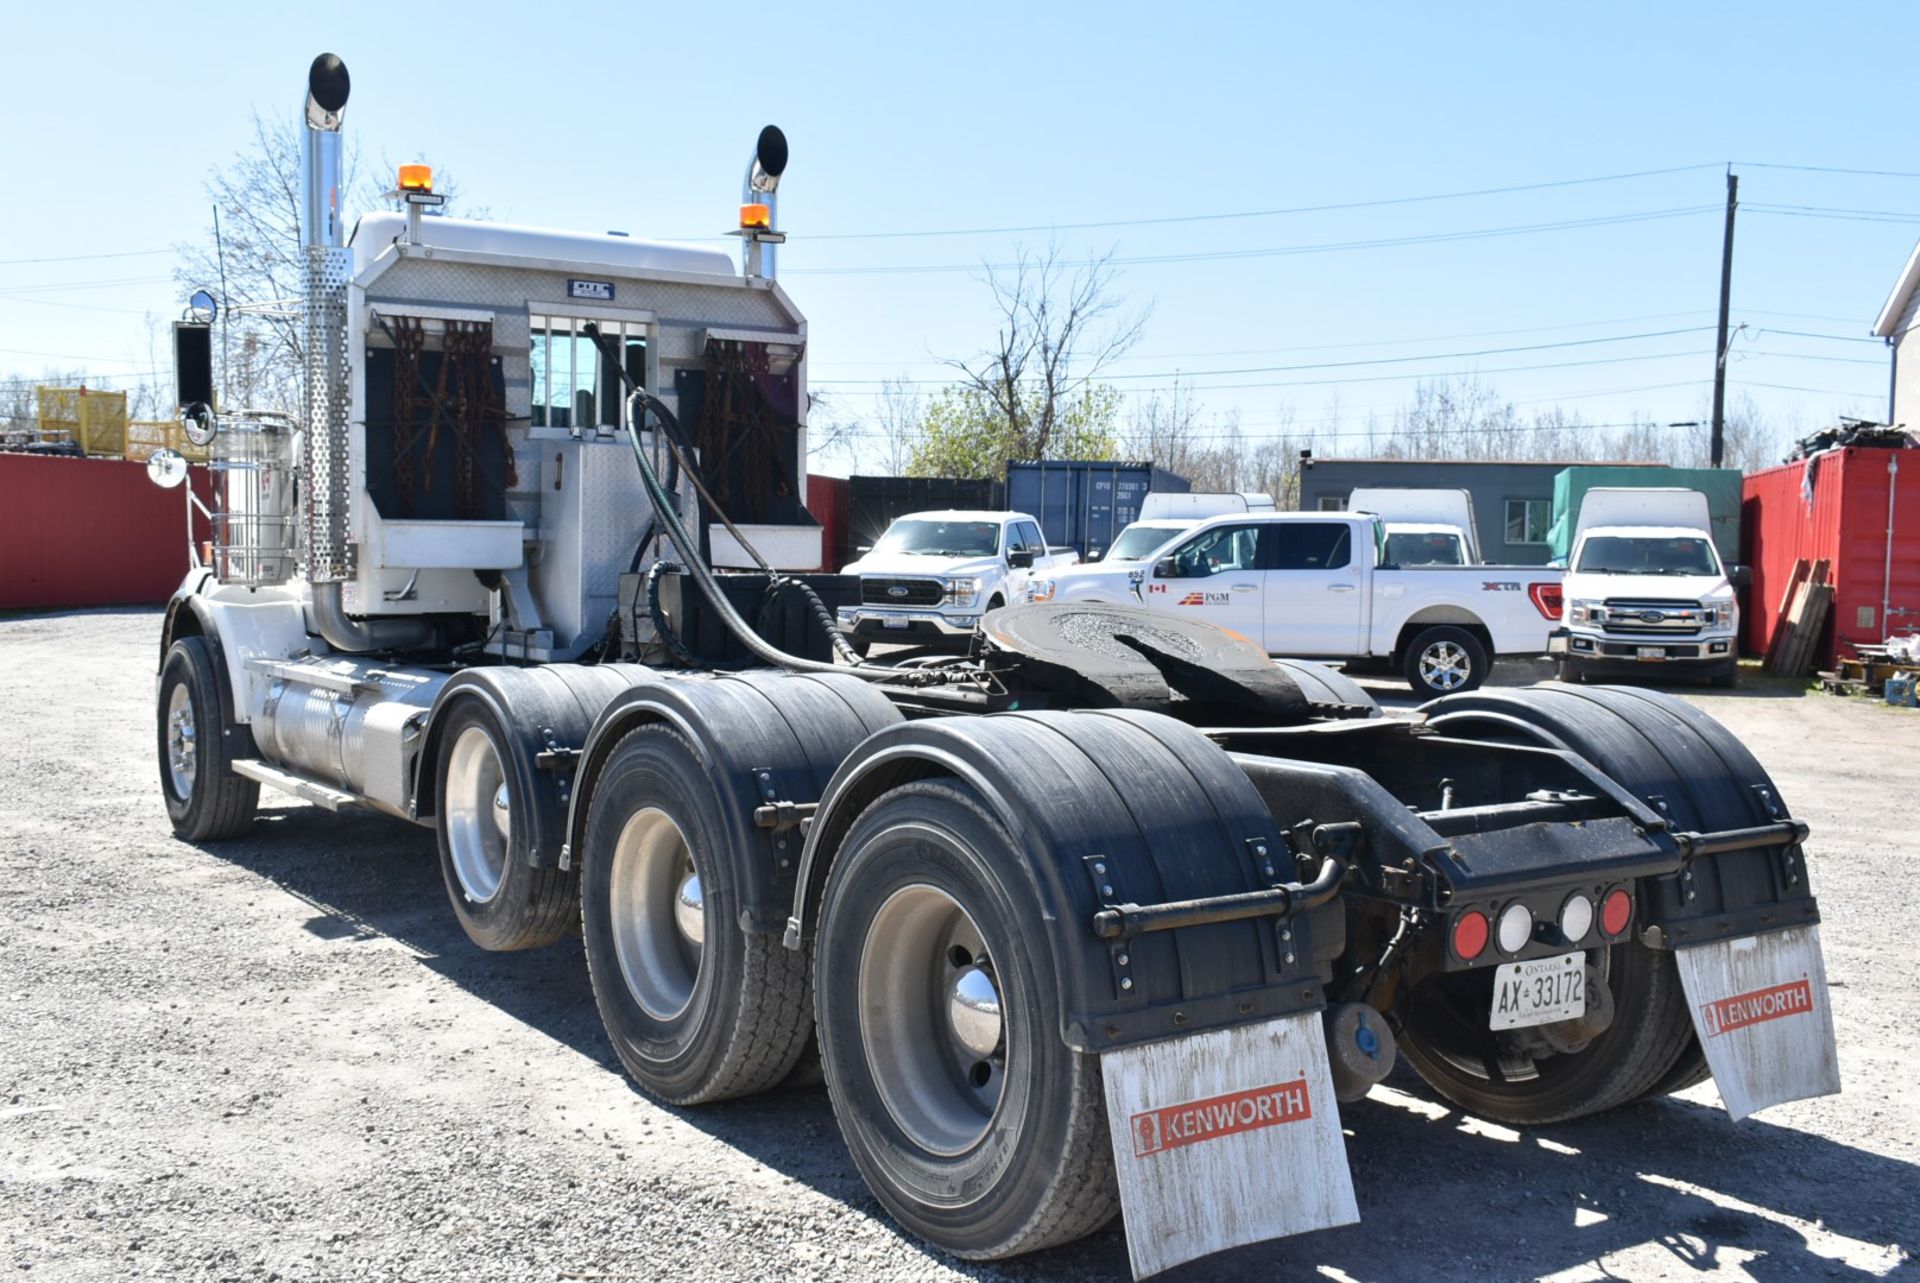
[230,759,361,811]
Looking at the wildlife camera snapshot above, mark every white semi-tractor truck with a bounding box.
[148,54,1840,1278]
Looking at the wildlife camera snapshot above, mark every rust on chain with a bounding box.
[389,315,426,515]
[698,339,798,524]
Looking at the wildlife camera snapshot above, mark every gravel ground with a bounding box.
[2,610,1915,1282]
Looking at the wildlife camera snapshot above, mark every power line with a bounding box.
[816,348,1712,398]
[816,326,1717,387]
[808,308,1719,369]
[785,206,1722,277]
[1733,162,1920,179]
[0,248,173,267]
[789,163,1726,242]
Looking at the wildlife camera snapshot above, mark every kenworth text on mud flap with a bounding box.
[147,53,1840,1279]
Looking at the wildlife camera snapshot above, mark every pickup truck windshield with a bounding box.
[1575,534,1719,576]
[1105,525,1184,562]
[1385,532,1465,566]
[875,519,1002,558]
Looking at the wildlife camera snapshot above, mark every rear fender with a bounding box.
[418,663,651,866]
[564,670,900,929]
[791,708,1323,1052]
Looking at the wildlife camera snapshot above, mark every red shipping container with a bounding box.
[1741,447,1920,665]
[807,473,849,573]
[0,453,210,611]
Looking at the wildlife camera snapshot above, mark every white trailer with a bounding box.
[147,54,1841,1280]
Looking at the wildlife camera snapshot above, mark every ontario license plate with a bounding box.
[1637,646,1666,660]
[882,616,910,629]
[1489,951,1586,1030]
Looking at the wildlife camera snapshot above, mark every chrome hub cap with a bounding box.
[165,684,197,798]
[1419,640,1471,691]
[609,807,705,1020]
[858,885,1006,1155]
[445,726,509,904]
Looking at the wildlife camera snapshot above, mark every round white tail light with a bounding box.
[1559,893,1594,943]
[1496,902,1534,955]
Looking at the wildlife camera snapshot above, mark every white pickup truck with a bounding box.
[1028,511,1564,695]
[1552,488,1742,687]
[1349,486,1481,565]
[837,509,1078,654]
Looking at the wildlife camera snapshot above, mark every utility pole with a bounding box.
[1711,171,1738,468]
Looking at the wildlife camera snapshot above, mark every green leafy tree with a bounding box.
[909,383,1122,478]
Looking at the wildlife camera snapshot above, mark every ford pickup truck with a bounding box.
[837,510,1078,654]
[1028,511,1563,695]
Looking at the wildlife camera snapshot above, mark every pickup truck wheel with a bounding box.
[1403,625,1488,697]
[1416,683,1795,1115]
[434,699,578,952]
[814,779,1118,1259]
[580,725,811,1104]
[1555,658,1586,684]
[1709,659,1738,689]
[847,639,872,659]
[157,636,259,841]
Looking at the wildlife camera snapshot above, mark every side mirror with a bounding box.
[1154,557,1179,579]
[1730,564,1752,589]
[173,321,214,414]
[1009,549,1036,569]
[146,449,189,490]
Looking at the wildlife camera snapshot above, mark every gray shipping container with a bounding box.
[1005,460,1190,559]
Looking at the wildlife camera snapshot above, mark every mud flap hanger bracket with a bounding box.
[1090,822,1358,942]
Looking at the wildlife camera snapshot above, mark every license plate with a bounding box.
[1636,646,1666,660]
[882,617,910,629]
[1489,951,1586,1030]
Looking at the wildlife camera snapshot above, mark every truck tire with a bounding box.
[1409,683,1788,1120]
[579,725,811,1104]
[433,697,578,951]
[813,778,1118,1259]
[1403,625,1489,698]
[157,636,259,841]
[1709,658,1738,689]
[1554,657,1586,684]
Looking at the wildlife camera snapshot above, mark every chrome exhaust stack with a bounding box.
[299,53,431,652]
[738,125,788,280]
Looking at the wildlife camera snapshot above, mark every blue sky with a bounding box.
[1,1,1910,471]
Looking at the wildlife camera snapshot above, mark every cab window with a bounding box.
[1271,522,1351,570]
[1163,524,1263,578]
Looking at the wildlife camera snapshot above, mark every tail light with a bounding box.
[1601,887,1633,937]
[1529,582,1564,620]
[1451,910,1490,961]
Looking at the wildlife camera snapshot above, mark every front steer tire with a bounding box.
[813,779,1118,1259]
[157,636,259,841]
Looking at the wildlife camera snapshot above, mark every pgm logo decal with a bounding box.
[1482,581,1521,592]
[1177,591,1233,606]
[1131,1078,1312,1157]
[1700,978,1814,1038]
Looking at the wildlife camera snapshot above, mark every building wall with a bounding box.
[1892,286,1920,428]
[1297,459,1663,565]
[0,454,210,610]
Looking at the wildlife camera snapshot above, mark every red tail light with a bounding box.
[1601,887,1633,937]
[1529,582,1564,620]
[1451,910,1490,961]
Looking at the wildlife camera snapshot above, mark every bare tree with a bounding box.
[173,111,476,415]
[946,244,1149,461]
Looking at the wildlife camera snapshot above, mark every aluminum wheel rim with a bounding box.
[165,684,197,799]
[858,884,1006,1156]
[1419,640,1471,691]
[445,726,510,904]
[608,807,705,1021]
